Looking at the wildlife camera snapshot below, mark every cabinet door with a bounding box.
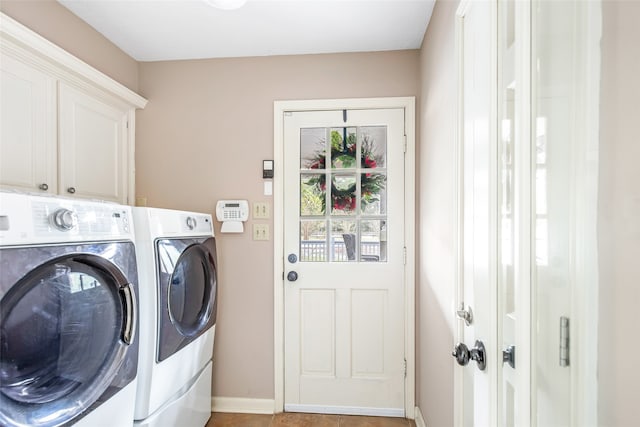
[58,83,128,204]
[0,53,57,193]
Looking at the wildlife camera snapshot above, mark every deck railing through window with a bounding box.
[300,240,380,262]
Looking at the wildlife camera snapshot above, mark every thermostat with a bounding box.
[263,160,274,179]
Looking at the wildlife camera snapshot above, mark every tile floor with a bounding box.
[206,412,417,427]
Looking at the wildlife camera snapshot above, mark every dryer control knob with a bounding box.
[52,209,78,231]
[186,216,197,230]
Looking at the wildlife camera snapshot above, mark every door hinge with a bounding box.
[560,316,570,367]
[403,135,407,153]
[403,358,407,377]
[403,246,407,265]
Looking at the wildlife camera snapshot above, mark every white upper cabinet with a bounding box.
[58,83,128,202]
[0,12,147,205]
[0,53,57,194]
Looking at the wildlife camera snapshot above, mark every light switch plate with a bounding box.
[253,224,269,240]
[253,202,270,219]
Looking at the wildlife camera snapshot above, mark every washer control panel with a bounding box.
[0,192,133,245]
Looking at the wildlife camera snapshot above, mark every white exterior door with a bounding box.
[282,108,407,416]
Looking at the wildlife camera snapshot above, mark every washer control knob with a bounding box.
[52,209,78,231]
[186,216,197,230]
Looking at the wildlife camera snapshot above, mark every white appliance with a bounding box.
[0,192,140,427]
[132,207,218,427]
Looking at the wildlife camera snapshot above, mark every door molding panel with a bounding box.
[273,97,416,417]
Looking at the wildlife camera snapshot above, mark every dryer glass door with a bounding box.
[156,237,217,361]
[0,246,136,427]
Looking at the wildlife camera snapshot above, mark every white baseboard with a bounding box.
[414,406,426,427]
[284,404,403,418]
[211,397,275,414]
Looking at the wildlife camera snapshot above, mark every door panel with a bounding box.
[284,108,405,416]
[458,1,495,425]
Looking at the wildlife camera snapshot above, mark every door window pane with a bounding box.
[331,174,357,215]
[299,124,388,263]
[301,174,326,216]
[331,220,356,262]
[360,126,387,168]
[331,128,357,169]
[301,128,326,169]
[361,173,387,215]
[360,220,387,262]
[300,220,327,262]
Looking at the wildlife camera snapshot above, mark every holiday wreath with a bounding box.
[306,130,386,213]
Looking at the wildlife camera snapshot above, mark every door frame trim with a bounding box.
[273,97,416,418]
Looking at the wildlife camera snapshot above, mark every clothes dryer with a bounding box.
[132,207,217,427]
[0,192,139,427]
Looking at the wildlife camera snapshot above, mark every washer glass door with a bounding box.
[156,237,217,361]
[0,249,135,427]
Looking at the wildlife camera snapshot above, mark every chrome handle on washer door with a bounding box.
[120,283,136,344]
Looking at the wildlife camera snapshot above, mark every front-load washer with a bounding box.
[132,207,217,427]
[0,192,139,427]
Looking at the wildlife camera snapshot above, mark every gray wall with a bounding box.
[417,0,459,426]
[598,1,640,426]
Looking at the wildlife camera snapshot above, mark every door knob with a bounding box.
[67,187,76,194]
[452,340,486,371]
[452,342,470,366]
[287,271,298,282]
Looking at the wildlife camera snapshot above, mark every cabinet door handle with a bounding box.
[67,187,76,194]
[39,183,49,191]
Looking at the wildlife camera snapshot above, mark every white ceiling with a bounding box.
[57,0,435,62]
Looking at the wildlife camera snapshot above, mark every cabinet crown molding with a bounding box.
[0,12,147,109]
